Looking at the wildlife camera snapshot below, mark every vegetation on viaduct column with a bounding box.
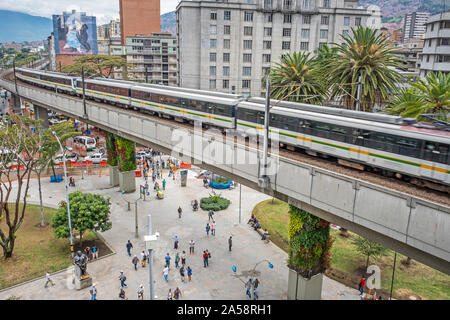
[288,205,333,279]
[115,136,136,172]
[106,132,118,167]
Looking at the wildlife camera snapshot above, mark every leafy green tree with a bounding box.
[268,52,326,105]
[51,191,112,246]
[61,55,131,79]
[352,236,388,269]
[327,27,404,111]
[386,72,450,120]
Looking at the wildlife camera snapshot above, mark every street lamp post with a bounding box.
[144,214,159,300]
[53,131,74,257]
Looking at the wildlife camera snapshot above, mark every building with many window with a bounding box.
[119,0,161,44]
[420,11,450,77]
[177,0,382,97]
[402,12,430,43]
[126,32,178,86]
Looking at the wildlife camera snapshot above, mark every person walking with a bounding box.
[137,284,144,300]
[165,253,171,269]
[189,240,195,255]
[132,255,139,271]
[174,235,179,249]
[181,251,187,266]
[178,206,183,219]
[44,272,55,288]
[173,287,182,300]
[180,265,186,282]
[85,246,91,261]
[187,266,192,282]
[208,209,214,222]
[126,240,133,256]
[228,236,232,252]
[211,222,215,236]
[253,278,260,300]
[358,277,366,295]
[245,279,252,299]
[162,179,166,190]
[175,252,180,269]
[167,288,173,300]
[202,251,209,268]
[119,271,127,288]
[163,266,169,282]
[205,223,210,236]
[92,245,98,259]
[141,250,147,268]
[90,284,97,300]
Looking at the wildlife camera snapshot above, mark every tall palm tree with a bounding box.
[327,27,405,112]
[386,72,450,121]
[268,52,326,105]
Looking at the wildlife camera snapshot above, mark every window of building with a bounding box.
[321,15,329,25]
[263,40,272,49]
[426,55,430,62]
[440,21,450,29]
[243,67,252,76]
[224,39,231,49]
[223,52,230,62]
[320,29,328,39]
[210,39,217,48]
[301,28,310,38]
[263,54,271,63]
[210,53,216,62]
[430,23,434,32]
[342,29,349,37]
[355,17,361,26]
[264,27,272,36]
[209,79,216,89]
[224,25,231,35]
[243,53,252,62]
[265,13,273,23]
[282,41,291,50]
[303,0,310,10]
[244,26,253,36]
[264,0,273,10]
[303,15,311,24]
[344,17,350,26]
[323,0,330,8]
[210,25,217,34]
[223,79,230,89]
[243,40,253,49]
[300,42,309,50]
[283,28,291,37]
[440,38,450,46]
[283,0,293,9]
[429,39,432,47]
[223,66,230,76]
[210,66,216,76]
[244,11,253,22]
[224,10,231,20]
[262,67,271,75]
[284,14,292,23]
[437,55,450,62]
[210,11,217,20]
[242,80,251,88]
[319,42,328,49]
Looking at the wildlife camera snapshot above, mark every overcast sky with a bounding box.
[0,0,180,24]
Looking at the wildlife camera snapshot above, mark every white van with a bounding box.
[74,136,96,151]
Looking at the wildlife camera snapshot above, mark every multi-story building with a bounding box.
[126,32,178,86]
[390,28,403,44]
[97,24,111,55]
[110,19,121,38]
[420,11,450,77]
[177,0,382,97]
[397,38,424,73]
[119,0,161,44]
[403,12,430,43]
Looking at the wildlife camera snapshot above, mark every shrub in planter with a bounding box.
[200,191,230,211]
[211,177,230,184]
[115,136,136,172]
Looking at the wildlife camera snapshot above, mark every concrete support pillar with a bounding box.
[35,105,49,128]
[10,93,21,114]
[287,269,323,300]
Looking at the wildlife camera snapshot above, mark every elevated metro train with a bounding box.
[15,67,449,191]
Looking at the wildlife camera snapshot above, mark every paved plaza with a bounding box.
[0,166,361,300]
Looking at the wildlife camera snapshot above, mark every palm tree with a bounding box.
[386,72,450,120]
[327,27,405,112]
[268,52,326,105]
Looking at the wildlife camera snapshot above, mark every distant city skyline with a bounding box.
[0,0,180,24]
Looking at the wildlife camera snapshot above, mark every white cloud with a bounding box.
[0,0,180,24]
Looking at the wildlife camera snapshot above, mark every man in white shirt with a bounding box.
[44,272,54,288]
[163,266,169,282]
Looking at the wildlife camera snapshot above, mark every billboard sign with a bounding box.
[53,11,98,55]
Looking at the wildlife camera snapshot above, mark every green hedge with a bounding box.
[116,136,136,172]
[211,177,230,184]
[200,193,230,211]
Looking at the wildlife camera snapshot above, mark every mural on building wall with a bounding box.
[53,11,98,55]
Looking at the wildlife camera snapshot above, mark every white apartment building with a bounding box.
[177,0,382,97]
[420,11,450,78]
[403,12,430,43]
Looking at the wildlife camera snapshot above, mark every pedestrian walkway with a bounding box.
[0,168,361,300]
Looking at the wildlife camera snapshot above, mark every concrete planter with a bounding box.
[287,268,323,300]
[119,170,136,193]
[109,166,119,187]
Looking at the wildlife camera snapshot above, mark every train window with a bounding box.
[396,137,421,158]
[423,142,449,164]
[190,100,203,112]
[180,98,189,107]
[238,108,258,123]
[330,125,348,143]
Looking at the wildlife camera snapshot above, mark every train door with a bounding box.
[422,142,449,182]
[350,129,369,162]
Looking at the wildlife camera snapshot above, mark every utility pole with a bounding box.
[146,67,148,84]
[147,215,155,300]
[239,183,242,224]
[355,75,362,112]
[135,200,139,238]
[81,66,87,118]
[389,252,397,300]
[258,78,271,189]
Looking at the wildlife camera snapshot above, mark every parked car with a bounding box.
[84,153,107,164]
[53,153,78,164]
[137,150,151,159]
